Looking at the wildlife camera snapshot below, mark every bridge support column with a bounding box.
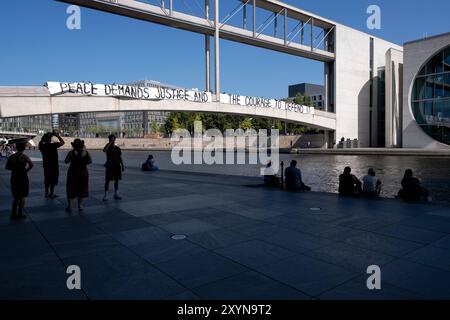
[205,0,211,92]
[206,36,211,92]
[252,0,256,38]
[243,2,247,29]
[323,130,336,149]
[214,0,220,97]
[324,61,335,113]
[324,63,329,112]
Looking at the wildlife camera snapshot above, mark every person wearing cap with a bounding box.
[65,139,92,213]
[5,140,34,220]
[102,134,124,201]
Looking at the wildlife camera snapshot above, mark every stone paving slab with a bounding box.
[1,161,450,299]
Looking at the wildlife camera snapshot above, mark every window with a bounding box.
[411,45,450,145]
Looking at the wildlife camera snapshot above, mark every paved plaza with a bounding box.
[1,160,450,300]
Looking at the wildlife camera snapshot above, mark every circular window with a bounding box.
[411,46,450,145]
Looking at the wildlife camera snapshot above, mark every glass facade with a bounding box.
[412,46,450,145]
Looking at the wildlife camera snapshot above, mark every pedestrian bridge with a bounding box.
[0,85,336,130]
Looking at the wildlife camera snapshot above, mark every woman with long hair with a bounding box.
[398,169,430,202]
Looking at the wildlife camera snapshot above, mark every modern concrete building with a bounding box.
[77,80,176,137]
[400,32,450,149]
[288,83,324,110]
[0,114,52,134]
[46,80,176,137]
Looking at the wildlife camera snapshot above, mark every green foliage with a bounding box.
[164,113,185,133]
[162,95,321,135]
[150,120,160,133]
[240,117,253,130]
[294,93,313,107]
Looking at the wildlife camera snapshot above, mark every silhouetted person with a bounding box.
[5,141,33,220]
[65,139,92,213]
[142,154,158,172]
[362,168,382,198]
[339,166,362,197]
[285,160,310,191]
[39,130,65,198]
[103,134,124,201]
[398,169,430,202]
[263,161,281,187]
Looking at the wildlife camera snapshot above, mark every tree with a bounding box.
[294,93,312,106]
[133,127,142,137]
[240,117,253,130]
[164,113,185,134]
[122,127,132,138]
[150,120,159,134]
[273,120,284,131]
[160,109,322,135]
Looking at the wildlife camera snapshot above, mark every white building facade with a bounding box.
[400,33,450,149]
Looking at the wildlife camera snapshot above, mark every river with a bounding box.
[28,149,450,205]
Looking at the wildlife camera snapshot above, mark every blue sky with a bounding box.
[0,0,449,98]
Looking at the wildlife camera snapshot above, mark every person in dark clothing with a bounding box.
[398,169,430,202]
[65,139,92,213]
[39,130,65,198]
[141,154,158,172]
[339,166,362,197]
[284,160,311,191]
[5,141,34,220]
[103,134,124,201]
[263,161,281,187]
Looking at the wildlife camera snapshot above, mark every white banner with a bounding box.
[46,81,314,115]
[46,82,212,103]
[219,93,315,115]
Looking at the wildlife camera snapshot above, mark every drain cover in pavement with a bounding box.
[171,234,187,240]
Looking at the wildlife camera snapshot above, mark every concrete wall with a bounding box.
[334,25,402,147]
[385,48,404,148]
[50,135,317,150]
[402,33,450,149]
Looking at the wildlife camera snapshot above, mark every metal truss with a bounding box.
[57,0,336,96]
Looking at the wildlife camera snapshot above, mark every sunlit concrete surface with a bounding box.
[1,160,450,299]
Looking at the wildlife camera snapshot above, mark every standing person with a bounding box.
[65,139,92,213]
[5,141,34,220]
[284,160,311,191]
[362,168,382,198]
[103,134,124,201]
[339,166,362,197]
[39,130,65,198]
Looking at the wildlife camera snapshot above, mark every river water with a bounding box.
[29,150,450,205]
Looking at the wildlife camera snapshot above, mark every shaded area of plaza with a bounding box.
[1,161,450,300]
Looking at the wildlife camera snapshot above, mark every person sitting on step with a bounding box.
[284,160,311,191]
[339,166,362,197]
